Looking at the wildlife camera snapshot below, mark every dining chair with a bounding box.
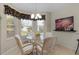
[34,37,57,55]
[32,35,43,55]
[15,35,33,55]
[42,37,57,55]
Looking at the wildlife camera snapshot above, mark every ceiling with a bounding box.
[8,3,79,13]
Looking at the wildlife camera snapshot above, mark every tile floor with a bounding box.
[53,44,75,55]
[17,44,75,55]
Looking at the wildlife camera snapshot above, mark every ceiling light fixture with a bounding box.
[31,13,42,20]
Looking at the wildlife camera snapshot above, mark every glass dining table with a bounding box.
[22,33,44,54]
[26,33,45,42]
[24,32,54,54]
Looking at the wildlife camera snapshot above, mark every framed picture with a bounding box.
[55,16,76,32]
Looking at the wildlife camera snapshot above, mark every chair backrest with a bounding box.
[15,35,23,48]
[42,37,57,54]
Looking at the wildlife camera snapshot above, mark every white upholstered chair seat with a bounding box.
[23,44,33,52]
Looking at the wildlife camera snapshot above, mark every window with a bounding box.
[21,20,45,35]
[37,20,45,32]
[21,19,32,36]
[20,19,45,42]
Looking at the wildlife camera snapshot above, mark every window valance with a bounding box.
[4,5,45,20]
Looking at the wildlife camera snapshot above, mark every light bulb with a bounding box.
[35,15,38,19]
[31,14,34,19]
[36,13,42,19]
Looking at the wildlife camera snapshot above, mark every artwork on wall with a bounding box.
[55,16,76,32]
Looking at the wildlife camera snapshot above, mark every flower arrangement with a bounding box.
[35,32,40,36]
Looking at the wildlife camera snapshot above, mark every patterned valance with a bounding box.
[4,5,45,20]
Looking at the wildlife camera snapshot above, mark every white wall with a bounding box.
[51,6,79,51]
[45,12,52,32]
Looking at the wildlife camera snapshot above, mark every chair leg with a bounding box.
[75,42,79,54]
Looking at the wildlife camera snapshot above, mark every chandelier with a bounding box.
[31,13,42,20]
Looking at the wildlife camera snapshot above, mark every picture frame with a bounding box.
[55,16,76,32]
